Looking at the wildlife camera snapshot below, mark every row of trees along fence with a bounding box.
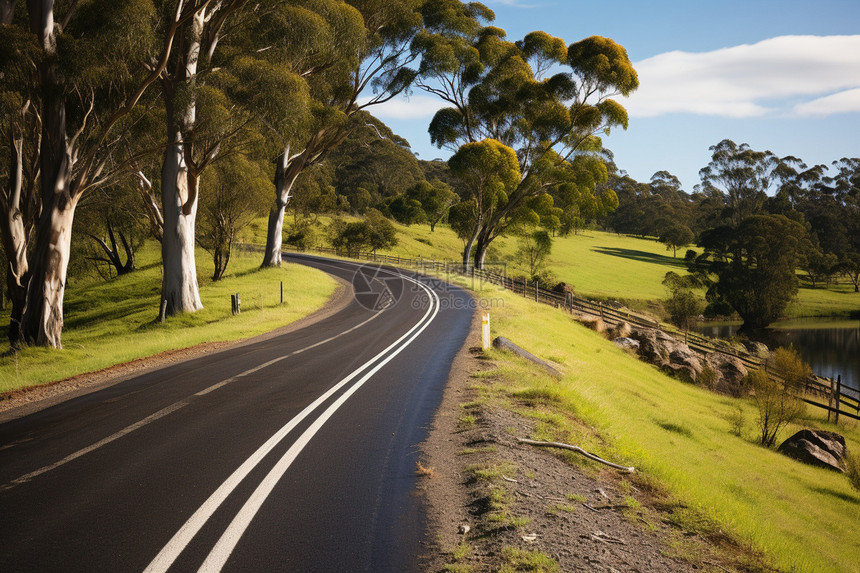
[239,242,859,423]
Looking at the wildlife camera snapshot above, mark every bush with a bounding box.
[750,348,810,447]
[285,221,318,250]
[330,210,398,256]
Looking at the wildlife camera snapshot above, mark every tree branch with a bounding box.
[517,438,635,473]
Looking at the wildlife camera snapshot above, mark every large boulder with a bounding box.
[669,347,704,380]
[743,340,770,358]
[777,430,847,473]
[707,353,748,396]
[629,328,671,366]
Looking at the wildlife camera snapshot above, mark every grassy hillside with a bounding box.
[0,244,337,394]
[460,278,860,572]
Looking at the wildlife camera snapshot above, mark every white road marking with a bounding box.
[0,401,188,492]
[0,307,382,492]
[145,271,439,573]
[199,285,439,572]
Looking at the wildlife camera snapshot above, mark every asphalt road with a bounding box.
[0,255,474,572]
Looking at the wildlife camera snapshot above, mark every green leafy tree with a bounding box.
[386,195,425,226]
[661,272,702,331]
[331,208,397,256]
[447,139,521,268]
[803,248,838,288]
[698,139,784,228]
[257,0,425,267]
[516,229,552,277]
[0,0,180,346]
[693,214,811,330]
[415,4,638,268]
[76,176,152,279]
[405,179,457,231]
[659,224,694,257]
[197,154,269,280]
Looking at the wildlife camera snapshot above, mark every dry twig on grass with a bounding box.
[517,438,636,473]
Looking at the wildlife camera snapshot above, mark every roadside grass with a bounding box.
[0,243,337,394]
[460,280,860,572]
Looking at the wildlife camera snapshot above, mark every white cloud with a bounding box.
[792,88,860,116]
[357,95,445,120]
[625,35,860,119]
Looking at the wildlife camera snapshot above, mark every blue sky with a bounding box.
[368,0,860,193]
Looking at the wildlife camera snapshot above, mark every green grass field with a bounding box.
[360,220,858,319]
[0,244,337,394]
[463,280,860,572]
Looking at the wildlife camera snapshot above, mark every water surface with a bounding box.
[694,318,859,392]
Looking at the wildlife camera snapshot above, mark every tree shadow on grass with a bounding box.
[810,486,860,505]
[591,247,688,269]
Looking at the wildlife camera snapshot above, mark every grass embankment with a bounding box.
[254,216,858,320]
[460,279,860,572]
[0,244,338,394]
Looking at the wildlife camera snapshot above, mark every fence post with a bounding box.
[159,299,168,323]
[534,280,539,302]
[280,281,284,304]
[835,375,842,425]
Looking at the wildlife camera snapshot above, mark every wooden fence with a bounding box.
[241,242,859,424]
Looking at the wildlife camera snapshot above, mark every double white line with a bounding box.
[145,270,440,572]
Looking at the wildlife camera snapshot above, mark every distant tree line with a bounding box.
[603,139,859,329]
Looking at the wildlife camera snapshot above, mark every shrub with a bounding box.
[749,349,810,448]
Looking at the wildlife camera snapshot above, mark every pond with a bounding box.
[693,318,860,392]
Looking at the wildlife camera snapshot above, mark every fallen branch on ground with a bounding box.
[517,438,635,473]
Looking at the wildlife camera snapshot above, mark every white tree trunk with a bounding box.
[262,201,287,267]
[160,142,203,316]
[21,174,77,348]
[158,8,205,316]
[1,123,31,343]
[261,148,303,267]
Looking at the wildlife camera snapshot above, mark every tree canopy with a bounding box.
[415,2,637,267]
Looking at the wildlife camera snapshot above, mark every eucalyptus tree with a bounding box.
[0,1,187,347]
[697,139,785,228]
[415,1,638,268]
[197,154,269,280]
[253,0,426,267]
[693,214,811,330]
[0,13,41,342]
[330,115,424,206]
[404,178,456,231]
[447,138,520,267]
[154,0,254,317]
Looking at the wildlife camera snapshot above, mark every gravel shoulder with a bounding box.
[419,311,758,572]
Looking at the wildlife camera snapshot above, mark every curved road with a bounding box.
[0,255,473,572]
